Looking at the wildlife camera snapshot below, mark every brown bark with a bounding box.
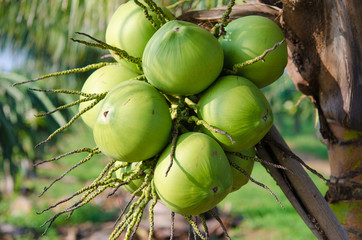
[280,0,362,131]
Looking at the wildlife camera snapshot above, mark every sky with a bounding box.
[0,45,27,72]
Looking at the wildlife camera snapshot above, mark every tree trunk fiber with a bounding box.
[179,1,362,238]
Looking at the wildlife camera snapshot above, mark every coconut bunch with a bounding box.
[13,0,288,239]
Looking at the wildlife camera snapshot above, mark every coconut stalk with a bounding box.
[257,126,349,240]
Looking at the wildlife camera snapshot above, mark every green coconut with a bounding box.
[153,132,233,216]
[79,64,139,129]
[142,20,224,95]
[93,80,172,162]
[105,0,175,72]
[198,75,273,152]
[220,15,287,88]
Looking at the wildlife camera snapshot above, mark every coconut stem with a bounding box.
[38,157,155,237]
[31,91,102,118]
[111,190,147,239]
[184,97,198,113]
[208,209,231,240]
[34,92,107,148]
[213,0,235,37]
[229,158,284,208]
[144,0,170,24]
[148,182,158,240]
[72,32,143,71]
[188,116,235,144]
[10,62,115,87]
[34,147,95,166]
[29,88,99,97]
[184,216,206,240]
[39,178,123,235]
[111,184,153,240]
[170,211,176,240]
[200,214,210,239]
[38,147,100,197]
[229,151,298,175]
[165,120,180,177]
[263,132,328,181]
[232,39,285,73]
[126,187,151,240]
[134,0,159,29]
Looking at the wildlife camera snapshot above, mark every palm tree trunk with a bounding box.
[324,124,362,240]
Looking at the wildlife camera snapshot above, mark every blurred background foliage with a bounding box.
[0,0,325,239]
[0,0,123,80]
[0,0,126,197]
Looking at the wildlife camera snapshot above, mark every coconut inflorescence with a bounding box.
[20,1,288,239]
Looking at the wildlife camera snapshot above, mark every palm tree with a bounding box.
[0,0,125,78]
[3,1,358,239]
